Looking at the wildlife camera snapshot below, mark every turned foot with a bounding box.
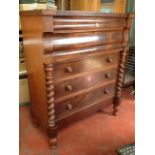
[49,138,59,155]
[113,106,119,116]
[97,109,104,113]
[33,122,40,128]
[32,118,40,128]
[113,97,121,116]
[30,110,40,128]
[49,138,57,149]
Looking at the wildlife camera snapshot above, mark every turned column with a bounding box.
[113,14,134,115]
[44,63,58,150]
[113,47,128,115]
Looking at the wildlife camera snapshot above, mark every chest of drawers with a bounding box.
[20,10,133,151]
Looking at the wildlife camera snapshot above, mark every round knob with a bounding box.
[65,84,73,91]
[106,57,113,63]
[103,89,109,94]
[105,73,111,79]
[66,103,73,110]
[65,66,72,73]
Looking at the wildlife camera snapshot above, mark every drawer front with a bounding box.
[53,16,126,33]
[55,82,115,119]
[43,31,123,54]
[54,67,117,100]
[54,52,119,80]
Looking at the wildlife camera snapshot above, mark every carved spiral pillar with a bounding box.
[113,47,128,115]
[113,14,134,115]
[44,63,57,149]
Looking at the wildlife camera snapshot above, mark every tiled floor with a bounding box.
[19,87,134,155]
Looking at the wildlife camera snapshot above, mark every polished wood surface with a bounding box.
[43,31,123,52]
[52,17,126,32]
[54,67,117,99]
[53,52,119,79]
[57,98,113,129]
[55,82,115,119]
[20,10,134,152]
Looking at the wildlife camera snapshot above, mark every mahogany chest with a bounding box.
[20,10,133,151]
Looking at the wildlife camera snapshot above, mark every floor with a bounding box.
[19,87,134,155]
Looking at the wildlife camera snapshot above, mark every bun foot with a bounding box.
[97,109,103,113]
[113,111,118,116]
[113,97,120,116]
[30,110,40,128]
[33,122,40,128]
[49,138,58,155]
[113,106,119,116]
[50,138,57,149]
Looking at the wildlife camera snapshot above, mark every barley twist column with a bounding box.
[44,63,57,150]
[113,47,128,115]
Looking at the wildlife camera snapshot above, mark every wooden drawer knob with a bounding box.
[66,103,73,110]
[65,66,72,73]
[105,73,111,79]
[106,57,113,63]
[65,84,73,91]
[103,89,109,94]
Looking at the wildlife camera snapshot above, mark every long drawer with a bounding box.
[53,52,119,80]
[43,31,123,53]
[54,67,117,100]
[53,16,126,33]
[55,82,115,119]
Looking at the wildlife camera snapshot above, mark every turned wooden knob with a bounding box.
[103,89,109,94]
[65,66,72,73]
[106,57,113,63]
[66,103,73,110]
[105,73,111,79]
[65,84,73,91]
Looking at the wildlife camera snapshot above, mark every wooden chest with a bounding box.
[20,10,133,151]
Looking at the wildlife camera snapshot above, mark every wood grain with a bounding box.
[53,52,120,80]
[54,67,118,99]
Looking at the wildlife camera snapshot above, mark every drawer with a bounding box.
[43,31,123,53]
[54,53,119,80]
[53,16,126,33]
[55,82,115,119]
[54,67,117,100]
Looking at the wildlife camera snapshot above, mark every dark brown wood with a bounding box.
[45,47,123,64]
[113,14,134,115]
[57,97,114,129]
[53,52,120,80]
[30,109,40,128]
[55,82,115,119]
[54,67,117,99]
[20,10,133,151]
[44,64,58,149]
[113,47,128,115]
[43,31,123,53]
